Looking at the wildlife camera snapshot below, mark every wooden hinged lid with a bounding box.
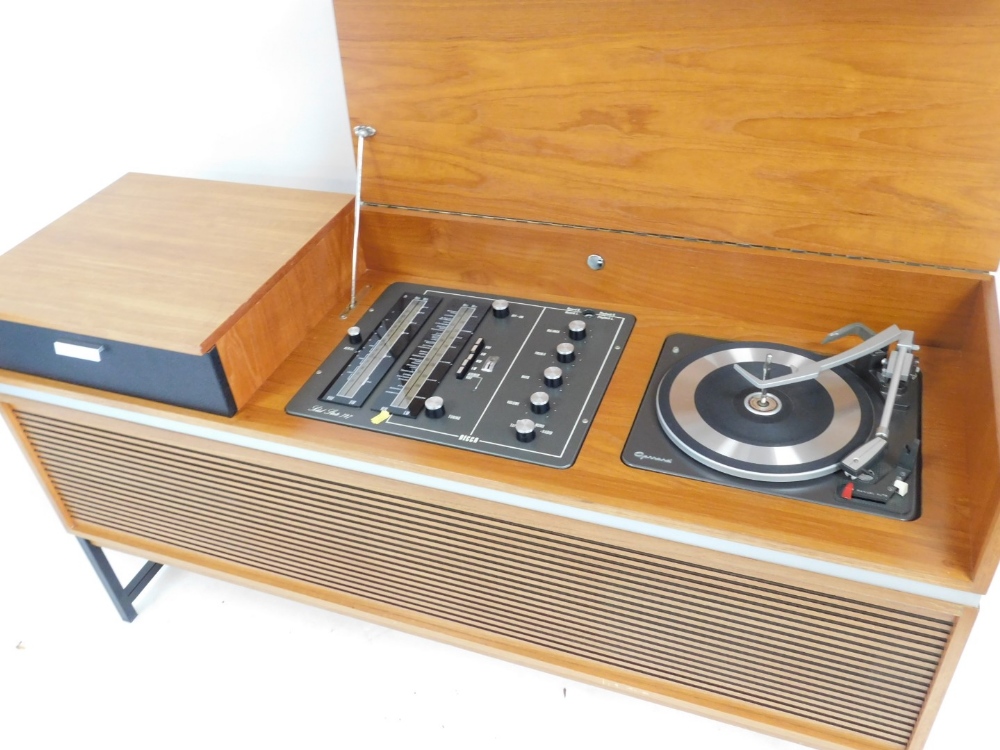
[0,174,352,355]
[335,0,1000,272]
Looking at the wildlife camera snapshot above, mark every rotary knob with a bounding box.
[529,391,550,414]
[543,366,563,388]
[491,299,511,318]
[347,326,363,345]
[514,418,537,442]
[424,395,445,419]
[556,342,575,363]
[568,320,587,340]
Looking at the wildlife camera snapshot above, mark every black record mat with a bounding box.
[623,333,921,520]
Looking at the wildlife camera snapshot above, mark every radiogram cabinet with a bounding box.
[4,2,1000,749]
[2,183,998,750]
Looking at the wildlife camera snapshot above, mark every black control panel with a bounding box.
[287,283,634,468]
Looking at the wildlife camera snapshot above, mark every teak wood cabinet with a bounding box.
[3,2,1000,750]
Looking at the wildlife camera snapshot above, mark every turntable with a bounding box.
[623,323,922,520]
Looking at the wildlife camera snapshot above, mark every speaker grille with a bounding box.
[17,409,952,747]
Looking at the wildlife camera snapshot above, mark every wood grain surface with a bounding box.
[335,0,1000,271]
[358,207,981,350]
[2,207,995,593]
[964,283,1000,591]
[906,605,979,750]
[216,201,355,407]
[0,403,76,531]
[0,173,353,354]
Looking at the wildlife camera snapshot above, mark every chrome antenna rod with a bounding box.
[346,124,376,316]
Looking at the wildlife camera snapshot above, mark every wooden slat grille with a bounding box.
[16,410,953,747]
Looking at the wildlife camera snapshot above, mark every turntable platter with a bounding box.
[656,343,875,482]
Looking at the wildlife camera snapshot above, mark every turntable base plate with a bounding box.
[623,334,921,520]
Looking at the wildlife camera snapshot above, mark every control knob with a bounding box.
[491,299,511,318]
[529,391,550,414]
[543,366,563,388]
[514,418,537,442]
[556,342,575,363]
[568,320,587,340]
[424,395,445,419]
[347,326,363,345]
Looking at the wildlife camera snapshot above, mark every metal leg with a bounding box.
[77,538,163,622]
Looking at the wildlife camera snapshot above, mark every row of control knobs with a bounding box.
[492,299,587,340]
[349,301,586,349]
[513,314,588,443]
[514,392,552,442]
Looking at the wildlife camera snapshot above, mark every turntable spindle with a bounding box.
[759,353,773,408]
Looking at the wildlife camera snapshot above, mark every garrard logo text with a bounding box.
[634,451,672,464]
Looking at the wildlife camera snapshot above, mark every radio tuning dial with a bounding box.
[543,366,564,388]
[347,326,363,345]
[529,391,550,414]
[556,342,576,363]
[424,395,445,419]
[515,418,537,442]
[491,299,511,318]
[568,320,587,340]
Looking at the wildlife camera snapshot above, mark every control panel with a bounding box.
[287,283,635,468]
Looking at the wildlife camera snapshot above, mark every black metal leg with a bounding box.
[77,538,163,622]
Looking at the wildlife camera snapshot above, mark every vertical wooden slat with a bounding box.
[1,403,76,530]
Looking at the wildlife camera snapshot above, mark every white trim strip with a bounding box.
[0,383,980,607]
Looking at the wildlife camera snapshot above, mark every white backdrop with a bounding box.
[0,0,355,254]
[0,3,997,749]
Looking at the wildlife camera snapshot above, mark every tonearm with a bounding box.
[734,324,920,475]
